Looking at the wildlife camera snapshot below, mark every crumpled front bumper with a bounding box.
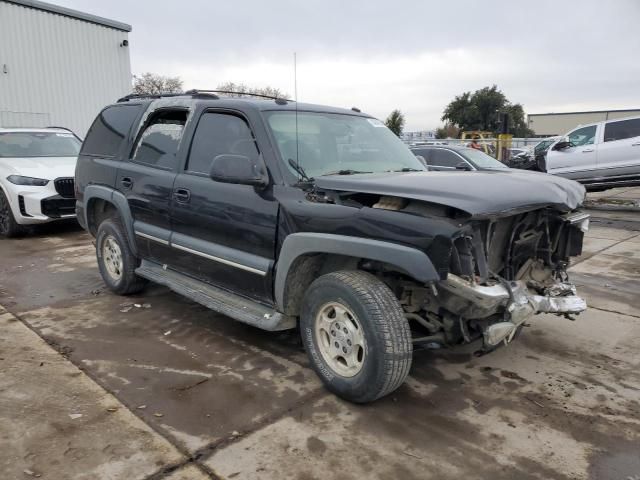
[439,274,587,348]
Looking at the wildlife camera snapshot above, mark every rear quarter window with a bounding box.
[604,118,640,142]
[80,104,142,157]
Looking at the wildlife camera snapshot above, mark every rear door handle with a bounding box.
[120,177,133,189]
[173,188,191,203]
[582,149,595,153]
[632,142,640,146]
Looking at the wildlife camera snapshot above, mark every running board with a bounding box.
[135,260,296,331]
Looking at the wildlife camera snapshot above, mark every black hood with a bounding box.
[314,169,585,218]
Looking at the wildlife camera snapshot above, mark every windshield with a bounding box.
[460,148,508,169]
[0,132,81,158]
[534,139,554,154]
[264,112,426,179]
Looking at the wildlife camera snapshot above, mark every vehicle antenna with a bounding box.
[294,52,300,180]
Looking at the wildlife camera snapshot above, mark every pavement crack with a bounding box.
[570,233,638,267]
[143,459,220,480]
[171,377,210,391]
[588,305,640,319]
[190,387,327,462]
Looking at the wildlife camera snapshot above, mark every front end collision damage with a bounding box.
[438,274,586,348]
[407,206,589,352]
[276,174,589,354]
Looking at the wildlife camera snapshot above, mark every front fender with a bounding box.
[274,232,439,311]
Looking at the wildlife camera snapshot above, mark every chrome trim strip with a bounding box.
[135,231,169,246]
[172,243,267,276]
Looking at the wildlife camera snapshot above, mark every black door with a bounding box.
[170,111,278,303]
[116,108,189,264]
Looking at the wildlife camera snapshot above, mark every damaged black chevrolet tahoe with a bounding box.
[75,91,588,403]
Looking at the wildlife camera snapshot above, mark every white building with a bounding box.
[0,0,132,137]
[528,108,640,137]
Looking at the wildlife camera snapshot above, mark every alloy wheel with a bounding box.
[314,301,366,377]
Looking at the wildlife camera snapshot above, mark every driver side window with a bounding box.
[567,125,597,147]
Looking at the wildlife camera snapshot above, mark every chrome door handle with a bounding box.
[582,149,595,153]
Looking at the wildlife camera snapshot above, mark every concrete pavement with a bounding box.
[1,210,639,479]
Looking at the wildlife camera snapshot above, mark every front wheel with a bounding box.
[300,270,412,403]
[0,190,26,238]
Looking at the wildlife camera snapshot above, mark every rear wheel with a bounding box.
[0,190,26,238]
[300,270,412,403]
[96,217,147,295]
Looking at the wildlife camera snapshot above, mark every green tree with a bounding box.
[385,109,405,136]
[133,73,183,94]
[435,123,460,139]
[441,85,533,136]
[504,103,534,137]
[216,82,288,99]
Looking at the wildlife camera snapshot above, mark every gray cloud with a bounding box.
[53,0,640,130]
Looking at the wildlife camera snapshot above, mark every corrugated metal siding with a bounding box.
[0,1,132,137]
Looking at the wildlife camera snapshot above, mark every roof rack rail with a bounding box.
[116,92,209,103]
[116,90,291,103]
[186,89,291,102]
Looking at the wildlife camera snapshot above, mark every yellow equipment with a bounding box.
[460,131,494,156]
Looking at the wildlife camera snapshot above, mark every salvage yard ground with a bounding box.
[1,190,640,479]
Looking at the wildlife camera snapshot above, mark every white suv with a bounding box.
[542,116,640,190]
[0,127,81,237]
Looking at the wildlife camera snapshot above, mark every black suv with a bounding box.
[76,91,589,403]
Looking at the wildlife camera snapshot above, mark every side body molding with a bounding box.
[274,232,440,310]
[81,185,137,255]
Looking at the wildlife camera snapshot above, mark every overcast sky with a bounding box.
[54,0,640,130]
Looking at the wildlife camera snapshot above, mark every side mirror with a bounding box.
[455,161,472,171]
[552,141,573,151]
[210,154,268,188]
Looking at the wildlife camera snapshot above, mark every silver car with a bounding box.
[542,116,640,190]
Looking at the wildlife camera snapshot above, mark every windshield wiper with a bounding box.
[321,169,372,176]
[390,167,424,172]
[288,158,313,182]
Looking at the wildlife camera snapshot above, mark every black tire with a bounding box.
[96,217,147,295]
[0,189,26,238]
[300,270,412,403]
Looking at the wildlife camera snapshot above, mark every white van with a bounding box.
[542,115,640,190]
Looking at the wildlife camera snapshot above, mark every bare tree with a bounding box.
[216,82,288,99]
[133,73,183,95]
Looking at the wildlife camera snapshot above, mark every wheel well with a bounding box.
[86,198,117,236]
[281,253,401,316]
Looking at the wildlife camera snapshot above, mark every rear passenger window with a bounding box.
[131,109,188,169]
[411,149,432,165]
[604,118,640,142]
[431,149,462,168]
[81,105,141,157]
[187,112,260,175]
